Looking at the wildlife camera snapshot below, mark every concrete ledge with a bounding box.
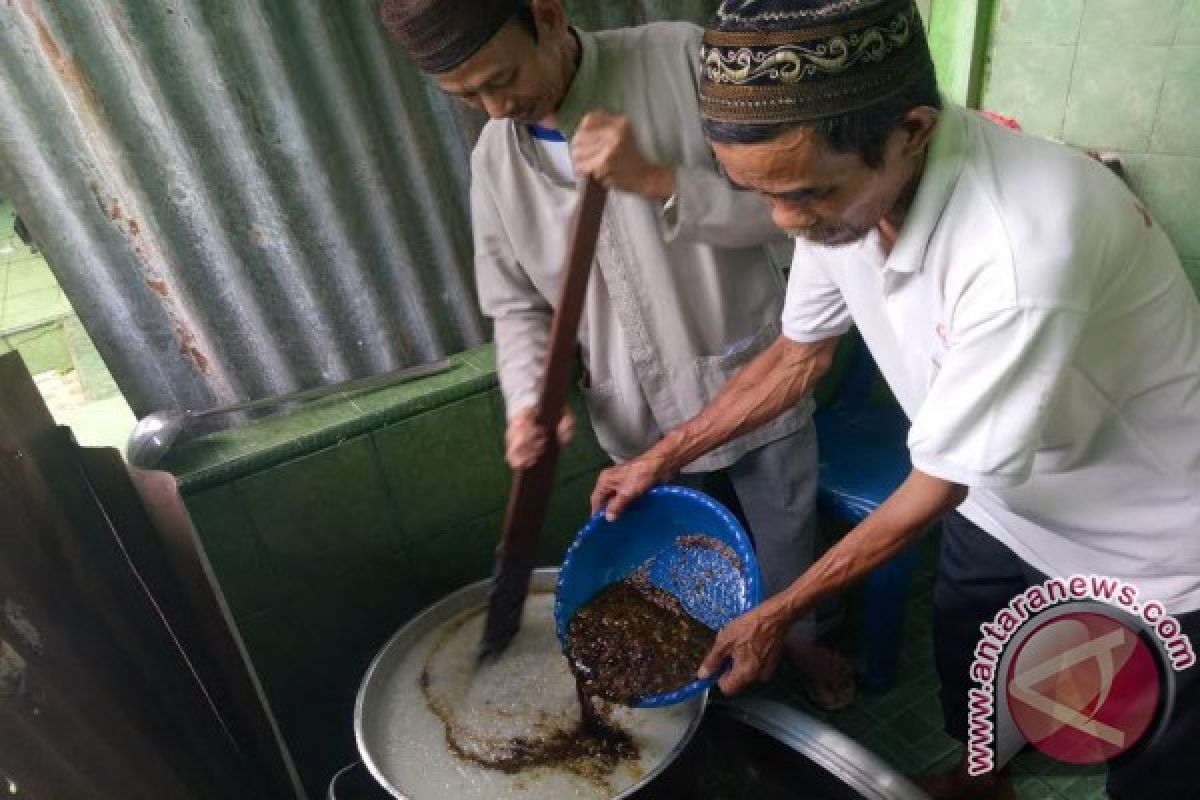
[168,346,501,495]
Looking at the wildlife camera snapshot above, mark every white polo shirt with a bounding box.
[784,104,1200,613]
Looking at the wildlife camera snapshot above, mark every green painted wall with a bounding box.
[927,0,992,105]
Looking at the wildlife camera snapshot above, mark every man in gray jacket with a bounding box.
[380,0,852,708]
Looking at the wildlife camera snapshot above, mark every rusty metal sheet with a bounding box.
[0,1,719,417]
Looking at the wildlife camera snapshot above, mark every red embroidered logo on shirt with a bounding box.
[935,322,951,347]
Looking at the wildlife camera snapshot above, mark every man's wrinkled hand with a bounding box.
[505,406,575,470]
[572,110,674,200]
[589,453,674,520]
[697,603,790,695]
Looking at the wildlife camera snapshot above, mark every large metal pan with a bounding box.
[353,568,706,800]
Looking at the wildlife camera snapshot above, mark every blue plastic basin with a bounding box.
[555,485,763,707]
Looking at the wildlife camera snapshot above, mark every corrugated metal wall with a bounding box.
[0,1,718,416]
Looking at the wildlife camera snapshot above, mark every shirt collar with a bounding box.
[527,123,567,142]
[551,28,598,139]
[883,102,967,275]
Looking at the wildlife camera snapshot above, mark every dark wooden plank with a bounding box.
[483,177,607,655]
[0,353,292,799]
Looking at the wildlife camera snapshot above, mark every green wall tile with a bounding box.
[1080,0,1183,45]
[459,344,497,375]
[991,0,1084,45]
[984,0,1200,292]
[415,511,504,601]
[1184,259,1200,291]
[245,397,362,443]
[219,548,419,697]
[234,603,312,706]
[171,399,368,481]
[409,470,599,607]
[168,351,498,491]
[1150,46,1200,155]
[374,391,509,544]
[982,44,1076,139]
[237,588,362,796]
[185,484,285,616]
[171,428,266,474]
[1064,45,1169,150]
[1179,1,1200,43]
[344,359,480,416]
[226,518,417,787]
[236,436,404,588]
[323,556,426,658]
[225,537,423,800]
[1138,155,1200,258]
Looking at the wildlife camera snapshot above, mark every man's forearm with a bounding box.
[775,470,967,619]
[651,334,837,472]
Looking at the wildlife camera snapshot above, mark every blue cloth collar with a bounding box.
[527,123,567,142]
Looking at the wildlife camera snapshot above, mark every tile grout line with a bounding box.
[1143,0,1182,154]
[0,261,8,324]
[1057,0,1087,141]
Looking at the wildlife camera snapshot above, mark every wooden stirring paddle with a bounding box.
[480,176,608,660]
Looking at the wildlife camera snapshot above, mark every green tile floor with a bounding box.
[751,528,1109,800]
[0,198,135,452]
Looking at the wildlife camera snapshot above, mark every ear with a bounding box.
[898,106,939,158]
[530,0,568,38]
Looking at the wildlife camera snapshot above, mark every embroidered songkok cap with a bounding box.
[700,0,935,125]
[380,0,523,74]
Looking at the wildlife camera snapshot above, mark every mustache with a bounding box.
[787,223,869,246]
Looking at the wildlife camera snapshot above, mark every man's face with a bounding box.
[433,9,571,125]
[711,111,936,246]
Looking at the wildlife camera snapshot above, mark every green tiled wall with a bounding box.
[174,347,610,797]
[982,0,1200,287]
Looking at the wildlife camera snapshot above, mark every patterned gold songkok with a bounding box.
[700,0,936,125]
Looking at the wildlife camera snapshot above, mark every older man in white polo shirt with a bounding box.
[591,1,1200,798]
